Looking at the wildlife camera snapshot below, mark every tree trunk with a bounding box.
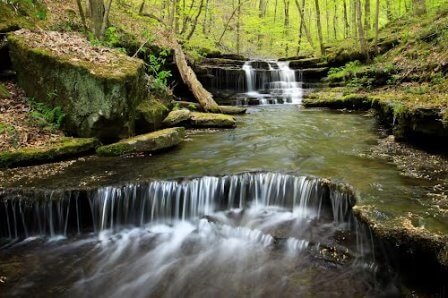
[76,0,88,32]
[333,0,338,40]
[294,0,315,51]
[364,0,370,32]
[89,0,105,38]
[99,0,113,38]
[356,0,368,58]
[413,0,426,15]
[172,39,220,112]
[186,0,205,40]
[314,0,325,55]
[237,0,241,54]
[343,0,349,39]
[374,0,380,51]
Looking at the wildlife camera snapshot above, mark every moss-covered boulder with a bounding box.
[190,112,236,128]
[8,29,147,142]
[135,98,170,133]
[162,109,191,127]
[96,127,185,156]
[0,137,98,168]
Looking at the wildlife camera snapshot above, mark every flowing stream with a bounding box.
[0,60,446,297]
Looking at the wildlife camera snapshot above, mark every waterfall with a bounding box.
[242,60,303,104]
[0,172,355,239]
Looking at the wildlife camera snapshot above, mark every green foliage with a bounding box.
[147,49,172,92]
[188,103,197,111]
[0,83,11,98]
[0,122,19,148]
[328,61,363,81]
[27,97,65,131]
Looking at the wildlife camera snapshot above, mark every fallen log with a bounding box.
[171,39,220,112]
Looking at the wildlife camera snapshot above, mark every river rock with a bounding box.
[8,29,148,142]
[135,99,170,132]
[96,127,185,156]
[190,112,236,128]
[162,109,191,127]
[0,137,99,168]
[218,106,247,115]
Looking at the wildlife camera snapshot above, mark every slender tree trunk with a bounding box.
[236,0,241,54]
[296,0,306,54]
[325,0,330,41]
[343,0,349,39]
[99,0,113,38]
[356,0,368,59]
[202,0,210,34]
[413,0,426,15]
[314,0,325,55]
[364,0,370,33]
[333,0,337,40]
[385,0,393,20]
[374,0,380,51]
[76,0,88,32]
[294,0,315,51]
[351,0,358,39]
[186,0,205,40]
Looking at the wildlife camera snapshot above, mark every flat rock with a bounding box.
[190,112,236,128]
[0,137,99,168]
[162,109,191,127]
[219,106,247,115]
[96,127,185,156]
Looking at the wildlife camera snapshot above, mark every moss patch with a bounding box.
[135,98,170,132]
[96,127,185,156]
[190,112,236,128]
[8,29,147,141]
[0,137,99,168]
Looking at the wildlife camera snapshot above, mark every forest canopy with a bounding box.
[133,0,448,57]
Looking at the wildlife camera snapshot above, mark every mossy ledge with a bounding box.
[353,205,448,284]
[96,127,185,156]
[8,30,147,142]
[303,92,448,142]
[0,137,99,168]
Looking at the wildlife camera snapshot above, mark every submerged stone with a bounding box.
[190,112,236,128]
[219,106,247,115]
[96,127,185,156]
[8,29,147,142]
[162,109,191,127]
[0,137,99,168]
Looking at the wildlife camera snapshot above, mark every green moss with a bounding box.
[136,98,170,131]
[96,127,185,156]
[8,31,147,141]
[0,137,99,168]
[190,112,236,128]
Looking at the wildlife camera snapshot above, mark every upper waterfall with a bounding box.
[241,60,303,104]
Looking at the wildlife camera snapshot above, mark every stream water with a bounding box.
[0,62,446,297]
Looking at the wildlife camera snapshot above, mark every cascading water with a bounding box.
[0,172,402,297]
[241,60,303,104]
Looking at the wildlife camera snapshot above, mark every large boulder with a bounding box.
[96,127,185,156]
[8,29,147,142]
[135,98,170,133]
